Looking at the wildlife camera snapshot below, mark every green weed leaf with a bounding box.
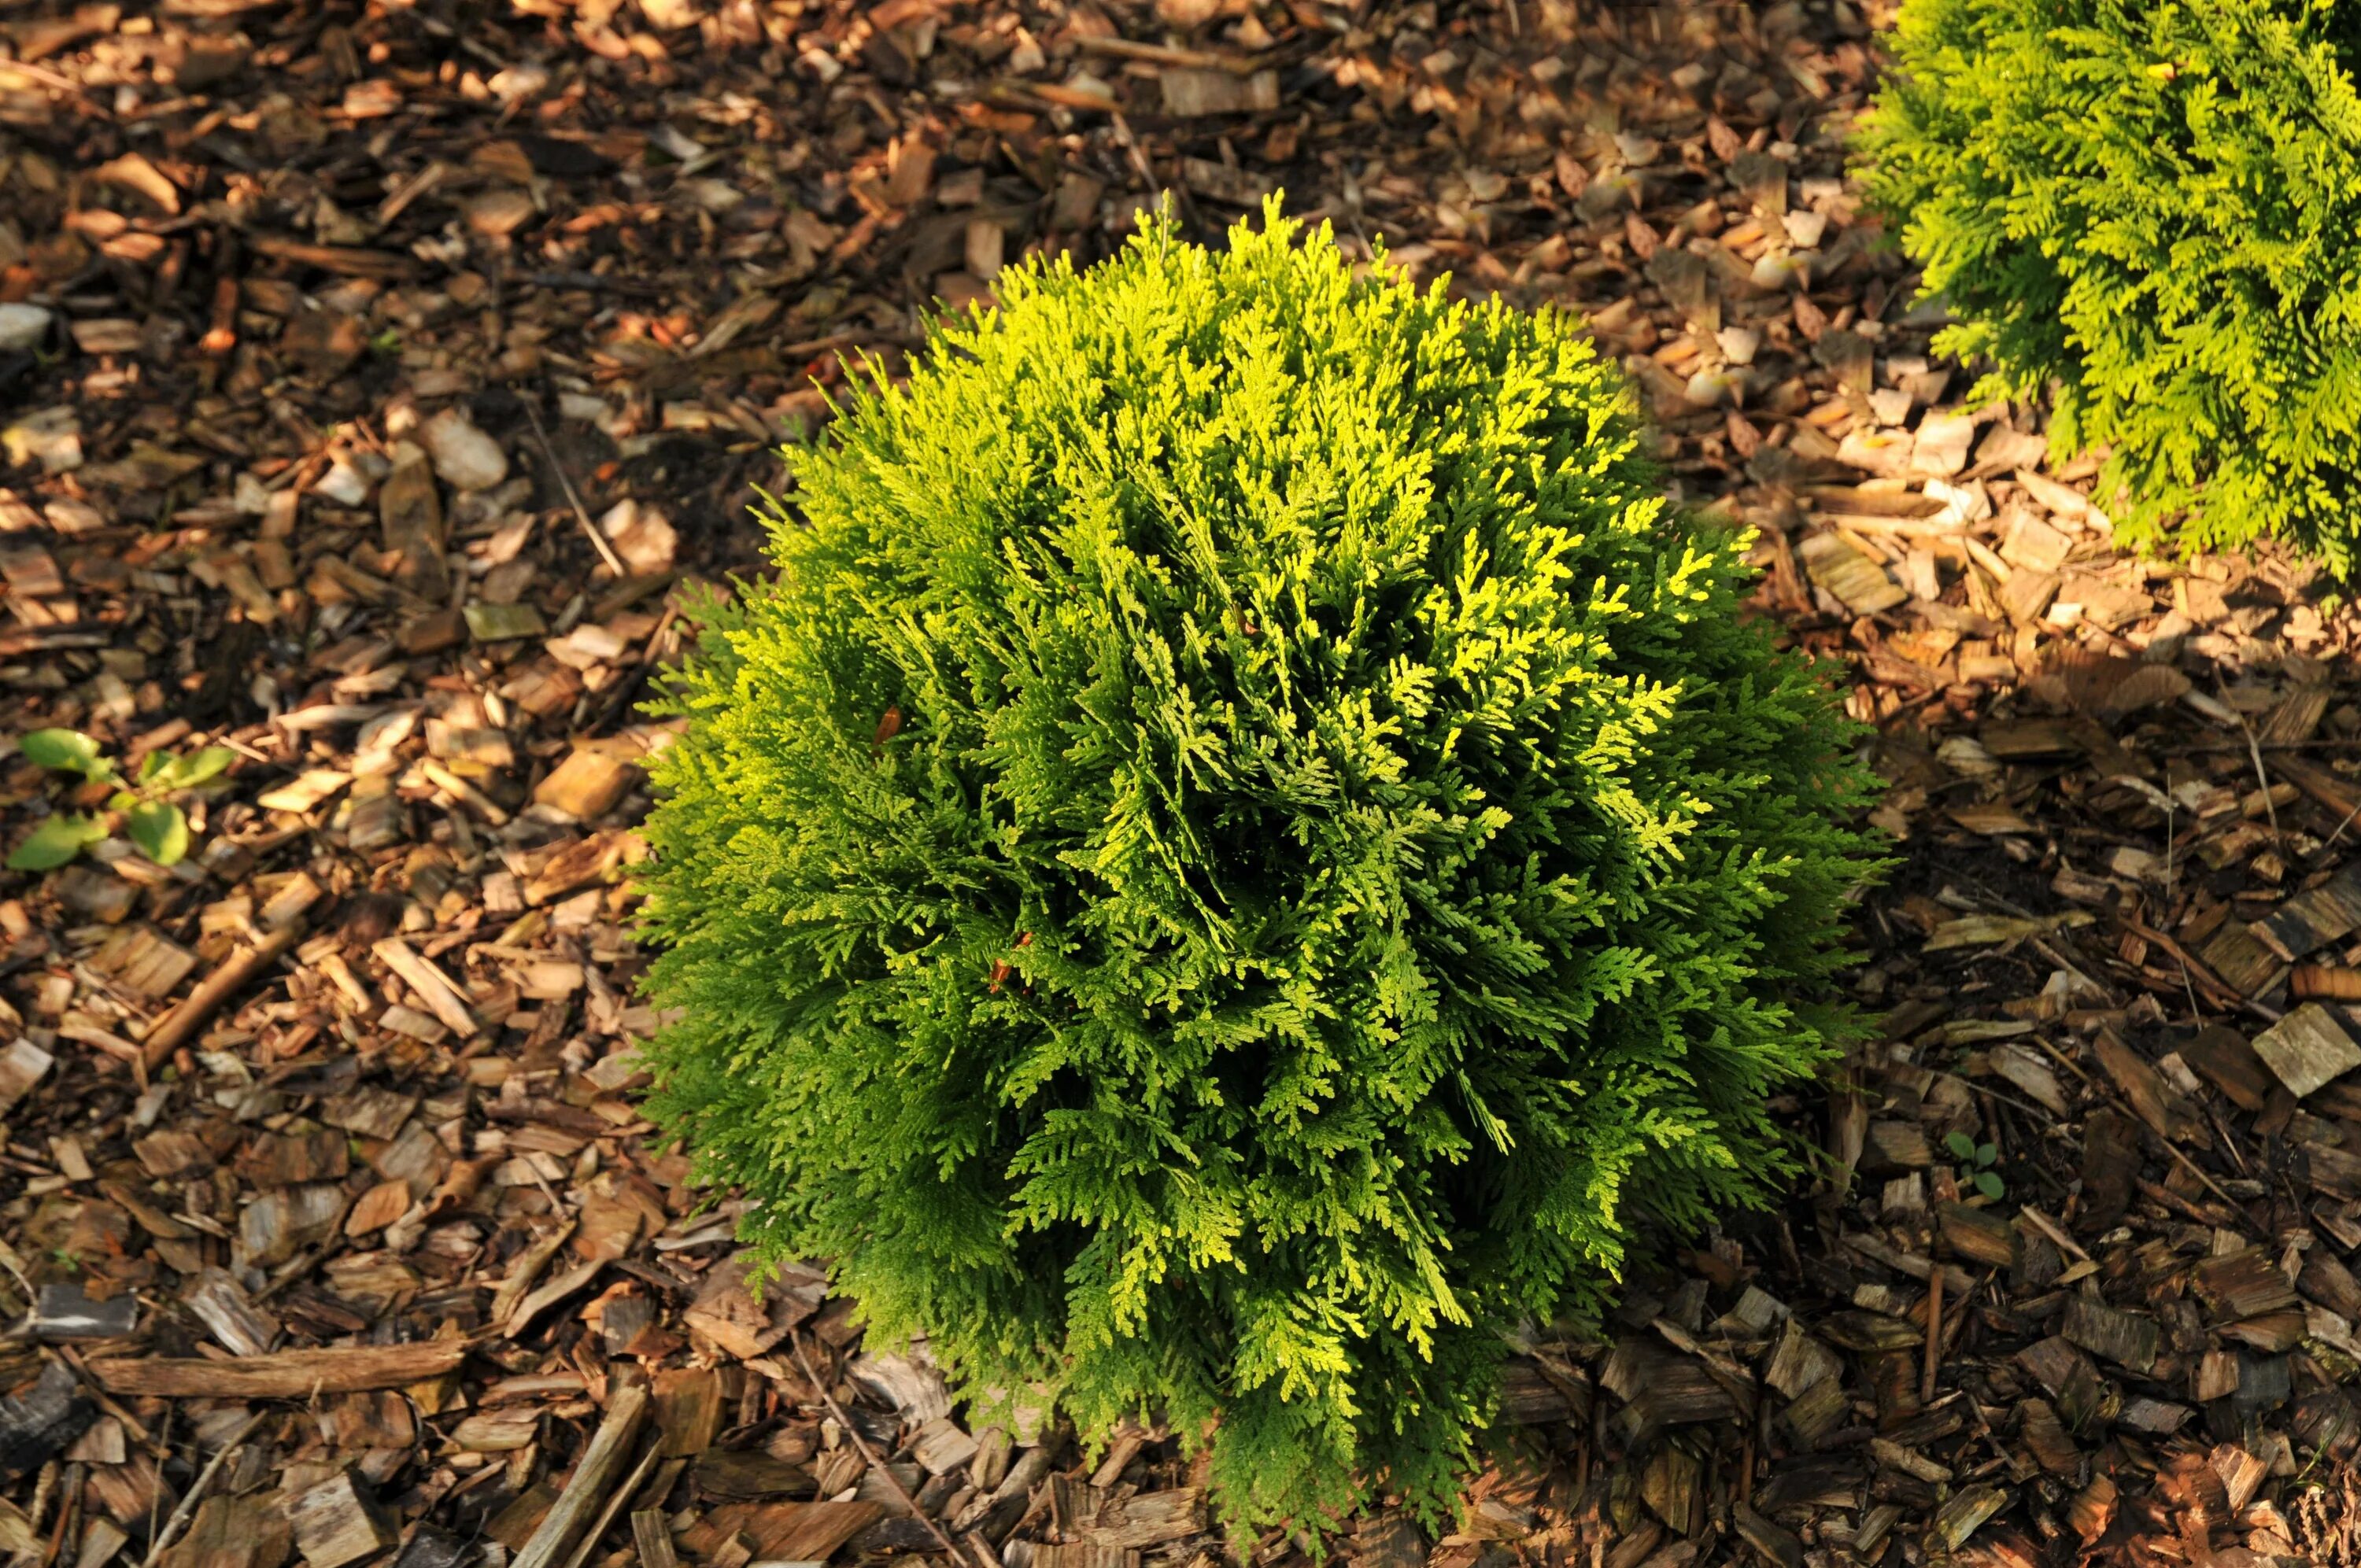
[127,800,189,866]
[149,747,236,791]
[9,813,106,870]
[20,729,113,780]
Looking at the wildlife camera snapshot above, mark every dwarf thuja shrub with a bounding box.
[1859,0,2361,571]
[637,207,1880,1539]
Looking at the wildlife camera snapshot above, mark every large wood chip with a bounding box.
[371,937,479,1036]
[287,1474,396,1568]
[1157,67,1278,116]
[2060,1297,2159,1374]
[2252,1002,2361,1099]
[1798,529,1906,613]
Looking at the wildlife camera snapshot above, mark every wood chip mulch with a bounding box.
[2,1,2359,1566]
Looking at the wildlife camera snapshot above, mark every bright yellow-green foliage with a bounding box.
[1860,0,2361,570]
[635,208,1879,1540]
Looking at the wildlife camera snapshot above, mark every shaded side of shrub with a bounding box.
[1860,0,2361,570]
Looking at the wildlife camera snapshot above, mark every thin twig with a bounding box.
[26,1463,55,1550]
[1107,113,1161,200]
[1108,113,1203,237]
[792,1333,970,1564]
[1971,1079,2061,1127]
[2223,677,2283,847]
[0,59,110,109]
[2016,1204,2093,1264]
[143,1407,169,1565]
[522,398,630,578]
[2316,791,2361,863]
[2119,917,2281,1025]
[521,271,671,299]
[50,1348,162,1455]
[1920,1264,1942,1405]
[144,921,308,1070]
[2163,804,2177,912]
[2104,1090,2248,1212]
[2205,1103,2251,1177]
[139,1409,269,1568]
[2026,1033,2100,1090]
[41,1462,79,1568]
[587,600,683,735]
[2030,933,2118,1008]
[0,1236,36,1308]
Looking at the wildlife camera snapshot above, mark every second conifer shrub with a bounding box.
[637,207,1879,1540]
[1859,0,2361,570]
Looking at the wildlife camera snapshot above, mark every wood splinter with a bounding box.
[141,920,308,1070]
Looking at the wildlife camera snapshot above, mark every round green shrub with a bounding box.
[1859,0,2361,571]
[637,208,1879,1540]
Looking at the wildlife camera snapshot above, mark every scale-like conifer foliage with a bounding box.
[1860,0,2361,570]
[637,207,1879,1539]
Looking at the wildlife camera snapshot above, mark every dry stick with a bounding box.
[0,58,108,107]
[2227,684,2283,847]
[25,1463,55,1551]
[2026,1033,2101,1092]
[520,271,671,300]
[1970,1078,2064,1127]
[586,600,683,735]
[1920,1264,1942,1406]
[2030,933,2119,1009]
[2103,1090,2248,1212]
[0,1234,36,1308]
[50,1348,162,1456]
[2119,917,2282,1026]
[1107,113,1203,238]
[511,1382,650,1568]
[521,399,629,579]
[41,1462,78,1568]
[139,1409,269,1568]
[142,1407,169,1562]
[91,1341,464,1399]
[2017,1204,2093,1265]
[142,921,307,1069]
[2206,1102,2252,1177]
[1107,112,1161,200]
[2317,791,2361,863]
[792,1333,970,1565]
[556,1437,663,1568]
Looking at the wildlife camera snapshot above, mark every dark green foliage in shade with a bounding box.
[634,205,1883,1543]
[1857,0,2361,572]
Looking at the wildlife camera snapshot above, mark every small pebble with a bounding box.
[0,303,53,353]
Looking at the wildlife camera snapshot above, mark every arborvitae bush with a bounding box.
[1859,0,2361,571]
[637,207,1880,1540]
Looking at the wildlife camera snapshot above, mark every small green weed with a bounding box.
[9,729,236,871]
[1946,1130,2004,1201]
